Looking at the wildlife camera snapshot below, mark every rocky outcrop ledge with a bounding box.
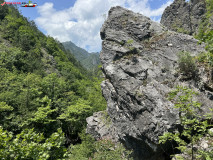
[87,6,212,160]
[161,0,207,35]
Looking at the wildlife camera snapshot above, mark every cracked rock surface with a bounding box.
[87,6,212,160]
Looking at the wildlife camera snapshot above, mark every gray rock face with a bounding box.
[87,6,212,160]
[86,111,119,141]
[161,0,206,35]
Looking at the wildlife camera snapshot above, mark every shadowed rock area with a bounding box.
[87,6,212,160]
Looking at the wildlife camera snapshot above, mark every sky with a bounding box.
[5,0,175,52]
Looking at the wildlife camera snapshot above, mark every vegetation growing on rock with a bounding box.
[177,51,198,78]
[159,85,213,160]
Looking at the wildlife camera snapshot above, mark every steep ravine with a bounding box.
[87,6,213,160]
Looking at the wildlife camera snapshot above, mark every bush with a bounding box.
[93,138,132,160]
[177,51,197,78]
[68,131,133,160]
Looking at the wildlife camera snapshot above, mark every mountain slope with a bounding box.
[0,2,106,159]
[62,41,100,70]
[62,41,89,61]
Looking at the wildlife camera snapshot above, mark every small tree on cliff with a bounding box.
[159,85,213,160]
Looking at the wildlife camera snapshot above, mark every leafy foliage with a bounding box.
[177,52,197,78]
[159,86,213,160]
[206,0,213,17]
[0,2,108,159]
[68,131,133,160]
[195,0,213,77]
[0,0,8,20]
[195,1,213,84]
[93,139,132,160]
[58,98,93,136]
[0,127,67,160]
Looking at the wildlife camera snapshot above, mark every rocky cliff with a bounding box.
[161,0,207,35]
[87,6,213,160]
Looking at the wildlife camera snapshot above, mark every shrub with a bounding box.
[177,51,197,78]
[93,138,132,160]
[68,131,133,160]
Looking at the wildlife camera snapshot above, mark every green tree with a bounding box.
[0,102,13,128]
[17,25,36,51]
[159,86,212,160]
[18,73,42,113]
[41,73,66,109]
[28,96,60,136]
[58,98,93,137]
[0,0,9,20]
[2,14,25,41]
[0,127,67,160]
[0,44,26,71]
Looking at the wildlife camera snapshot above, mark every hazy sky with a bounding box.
[5,0,174,52]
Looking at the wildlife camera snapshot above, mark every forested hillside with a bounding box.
[0,1,113,159]
[1,0,212,159]
[62,41,100,70]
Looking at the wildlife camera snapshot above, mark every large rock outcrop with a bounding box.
[161,0,207,35]
[87,6,213,160]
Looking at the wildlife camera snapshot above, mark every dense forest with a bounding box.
[0,1,131,159]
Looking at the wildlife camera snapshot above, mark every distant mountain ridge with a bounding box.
[62,41,100,70]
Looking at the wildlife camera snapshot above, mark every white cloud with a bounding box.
[35,0,172,52]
